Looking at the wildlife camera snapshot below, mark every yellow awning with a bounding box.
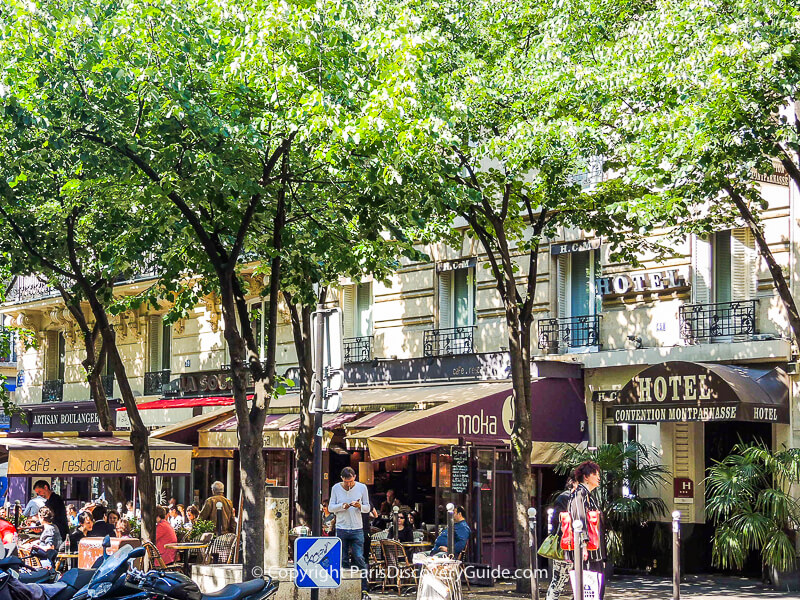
[150,407,235,441]
[0,435,192,476]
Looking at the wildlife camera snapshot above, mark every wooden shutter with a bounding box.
[356,282,372,337]
[731,228,756,300]
[148,316,162,372]
[44,331,59,380]
[342,285,356,338]
[438,271,453,329]
[557,255,569,319]
[691,234,712,304]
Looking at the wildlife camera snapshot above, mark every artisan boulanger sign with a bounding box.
[596,269,688,298]
[613,361,789,424]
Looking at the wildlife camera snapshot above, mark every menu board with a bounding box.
[451,447,470,494]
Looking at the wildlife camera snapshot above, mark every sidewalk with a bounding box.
[377,574,795,599]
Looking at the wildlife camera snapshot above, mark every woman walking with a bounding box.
[566,461,606,599]
[545,477,575,600]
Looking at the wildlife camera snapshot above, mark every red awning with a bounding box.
[117,396,251,411]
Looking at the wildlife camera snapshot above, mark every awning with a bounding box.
[0,433,192,476]
[150,407,235,444]
[612,361,790,424]
[348,379,587,464]
[198,412,358,450]
[118,396,248,411]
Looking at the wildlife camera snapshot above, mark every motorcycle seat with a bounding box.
[201,579,266,600]
[18,569,54,584]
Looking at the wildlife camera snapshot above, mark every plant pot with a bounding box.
[768,565,800,592]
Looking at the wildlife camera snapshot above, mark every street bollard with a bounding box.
[573,519,584,600]
[13,501,20,529]
[672,510,681,600]
[446,503,455,556]
[392,505,400,541]
[528,507,540,600]
[215,501,223,536]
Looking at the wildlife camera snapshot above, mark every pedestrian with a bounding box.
[329,467,371,600]
[566,461,606,600]
[198,481,236,533]
[432,505,470,556]
[33,480,68,540]
[546,477,577,600]
[321,499,335,536]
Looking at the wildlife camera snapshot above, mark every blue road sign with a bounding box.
[294,537,342,589]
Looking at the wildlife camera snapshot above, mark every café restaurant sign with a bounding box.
[613,361,789,424]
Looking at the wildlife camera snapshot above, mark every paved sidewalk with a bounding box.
[377,574,796,599]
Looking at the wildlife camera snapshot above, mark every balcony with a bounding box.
[679,300,757,342]
[423,326,476,357]
[90,374,115,400]
[42,379,64,403]
[538,315,602,351]
[344,336,373,363]
[144,369,171,396]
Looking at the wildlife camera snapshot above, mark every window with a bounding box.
[249,299,271,359]
[148,316,172,372]
[557,250,600,319]
[342,282,373,338]
[0,315,16,363]
[438,267,475,329]
[45,331,66,381]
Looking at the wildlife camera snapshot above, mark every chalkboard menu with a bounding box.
[451,447,470,494]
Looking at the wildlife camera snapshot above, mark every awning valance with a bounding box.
[613,361,790,424]
[0,434,192,476]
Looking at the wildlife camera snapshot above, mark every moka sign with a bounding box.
[596,269,688,298]
[613,361,789,424]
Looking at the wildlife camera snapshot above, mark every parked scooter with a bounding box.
[0,544,58,584]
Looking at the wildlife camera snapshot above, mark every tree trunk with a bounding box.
[727,187,800,345]
[287,300,314,526]
[507,304,535,594]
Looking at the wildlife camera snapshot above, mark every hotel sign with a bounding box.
[613,361,789,424]
[596,269,688,298]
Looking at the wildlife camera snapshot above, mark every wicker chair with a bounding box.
[379,539,417,594]
[202,533,237,564]
[457,542,471,591]
[143,541,182,572]
[367,540,385,588]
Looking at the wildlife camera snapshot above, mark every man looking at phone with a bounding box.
[329,467,371,600]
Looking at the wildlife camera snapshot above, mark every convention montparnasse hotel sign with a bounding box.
[611,361,790,424]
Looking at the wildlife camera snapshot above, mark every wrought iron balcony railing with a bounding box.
[679,300,757,342]
[89,374,115,400]
[344,336,373,363]
[538,315,602,351]
[144,369,171,396]
[42,379,64,403]
[424,326,476,357]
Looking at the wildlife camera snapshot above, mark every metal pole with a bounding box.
[528,507,539,600]
[573,519,584,600]
[310,305,326,600]
[216,501,223,536]
[13,501,20,528]
[546,508,554,535]
[392,505,400,541]
[446,503,455,555]
[672,510,681,600]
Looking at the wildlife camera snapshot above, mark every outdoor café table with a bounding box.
[401,541,432,561]
[164,542,210,575]
[57,552,78,571]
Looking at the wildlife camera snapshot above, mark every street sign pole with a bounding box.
[310,303,326,600]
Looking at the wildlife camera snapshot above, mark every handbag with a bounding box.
[537,533,564,561]
[569,568,603,600]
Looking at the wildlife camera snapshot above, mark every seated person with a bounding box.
[68,512,94,549]
[115,515,132,538]
[388,511,414,543]
[185,505,199,530]
[88,505,116,538]
[155,506,177,565]
[433,506,470,556]
[27,507,61,565]
[67,504,79,528]
[106,510,121,536]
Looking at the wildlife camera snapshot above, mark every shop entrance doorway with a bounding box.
[700,420,773,575]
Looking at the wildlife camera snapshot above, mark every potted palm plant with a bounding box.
[555,441,669,568]
[705,441,800,590]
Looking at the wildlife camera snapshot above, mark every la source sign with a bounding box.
[596,269,687,297]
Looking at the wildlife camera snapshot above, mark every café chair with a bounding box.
[143,541,182,572]
[380,539,417,594]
